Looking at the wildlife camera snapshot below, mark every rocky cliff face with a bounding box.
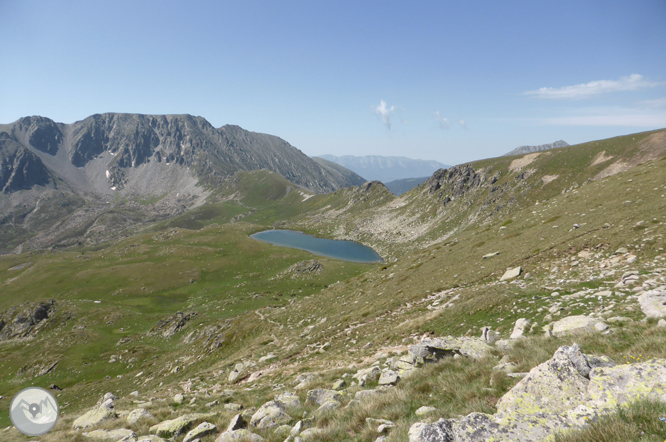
[0,133,53,193]
[3,113,359,195]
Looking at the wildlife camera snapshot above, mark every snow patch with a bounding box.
[105,170,110,179]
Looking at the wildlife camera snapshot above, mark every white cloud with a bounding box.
[372,100,396,129]
[639,97,666,109]
[459,119,468,129]
[523,74,660,100]
[434,111,449,129]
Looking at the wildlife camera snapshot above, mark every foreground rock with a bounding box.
[73,393,118,429]
[409,344,666,441]
[551,315,608,337]
[82,429,136,441]
[183,422,217,442]
[149,413,216,438]
[638,287,666,318]
[250,401,292,429]
[410,336,492,363]
[216,429,264,442]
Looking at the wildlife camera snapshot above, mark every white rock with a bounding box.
[510,318,531,339]
[500,266,522,281]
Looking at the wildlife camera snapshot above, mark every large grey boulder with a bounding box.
[250,401,292,429]
[275,391,302,411]
[82,429,137,441]
[638,287,666,318]
[551,315,608,337]
[408,344,666,441]
[509,318,530,339]
[127,408,152,424]
[183,422,217,442]
[73,393,118,429]
[149,413,216,438]
[410,336,492,362]
[215,429,264,442]
[305,388,341,405]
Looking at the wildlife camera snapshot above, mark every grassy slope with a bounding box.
[0,129,664,440]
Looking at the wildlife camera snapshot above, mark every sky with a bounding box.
[1,1,665,165]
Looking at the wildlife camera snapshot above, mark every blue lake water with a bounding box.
[250,230,383,263]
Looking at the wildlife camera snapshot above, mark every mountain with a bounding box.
[503,140,569,156]
[384,176,430,195]
[315,154,450,183]
[0,113,362,253]
[311,156,367,186]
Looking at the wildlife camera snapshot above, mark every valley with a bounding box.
[1,123,666,442]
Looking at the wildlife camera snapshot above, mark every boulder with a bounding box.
[275,391,302,411]
[149,413,216,438]
[215,429,264,442]
[82,429,136,441]
[299,427,323,441]
[415,406,437,416]
[551,315,609,337]
[226,414,247,432]
[410,336,492,362]
[509,318,531,339]
[316,399,341,413]
[137,436,165,442]
[73,393,118,429]
[127,408,152,424]
[331,379,346,390]
[480,327,499,344]
[500,267,521,281]
[173,393,184,404]
[638,288,666,318]
[378,369,400,386]
[250,401,292,429]
[183,422,217,442]
[305,388,341,405]
[228,363,247,384]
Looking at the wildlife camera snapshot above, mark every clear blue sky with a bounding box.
[1,0,665,165]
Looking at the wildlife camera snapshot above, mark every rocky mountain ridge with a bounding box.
[503,140,569,157]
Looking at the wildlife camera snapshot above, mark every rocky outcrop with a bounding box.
[148,312,196,339]
[409,344,665,442]
[0,133,53,193]
[250,401,292,429]
[409,336,492,363]
[638,286,666,317]
[0,300,55,341]
[551,315,609,337]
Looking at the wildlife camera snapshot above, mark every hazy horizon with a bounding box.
[1,0,665,165]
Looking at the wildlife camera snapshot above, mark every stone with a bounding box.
[225,403,242,411]
[410,336,492,362]
[259,353,277,363]
[173,393,184,404]
[149,413,216,438]
[551,315,609,337]
[275,391,302,411]
[415,406,437,416]
[659,319,666,327]
[316,399,341,413]
[298,428,323,441]
[615,247,628,254]
[183,422,217,442]
[250,401,292,429]
[378,369,400,385]
[509,318,530,339]
[274,425,292,437]
[226,414,247,432]
[82,429,136,441]
[305,388,341,405]
[500,266,521,281]
[127,408,153,424]
[331,379,346,390]
[228,364,247,384]
[482,252,500,259]
[137,436,165,442]
[73,393,118,429]
[352,366,382,383]
[215,429,264,442]
[638,288,666,318]
[480,327,498,344]
[355,389,383,400]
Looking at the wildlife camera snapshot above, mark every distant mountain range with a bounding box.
[315,155,450,184]
[503,140,569,156]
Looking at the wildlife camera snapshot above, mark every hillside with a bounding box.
[384,177,430,196]
[0,128,665,442]
[0,114,362,254]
